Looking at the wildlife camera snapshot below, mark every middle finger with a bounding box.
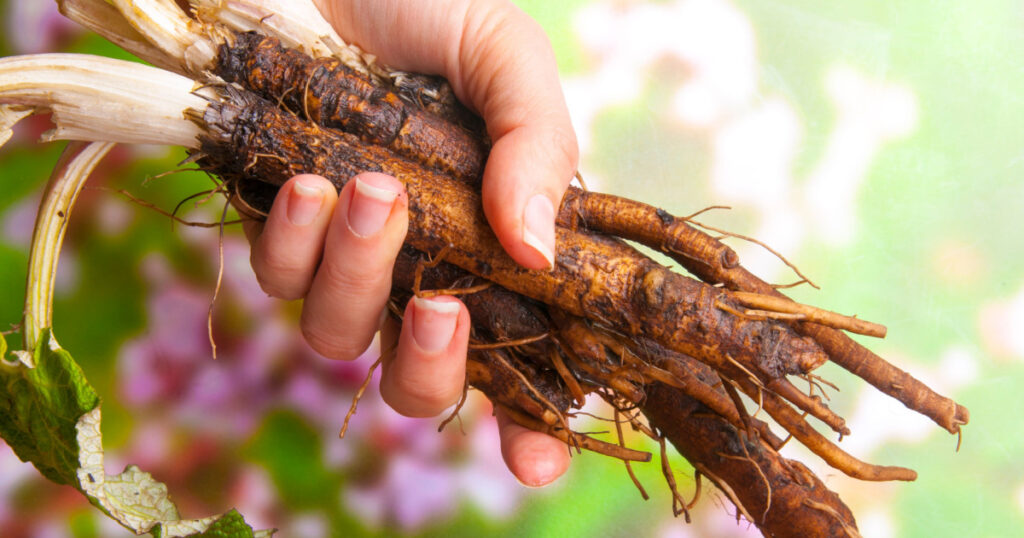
[301,172,408,360]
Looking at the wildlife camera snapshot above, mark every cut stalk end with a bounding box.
[0,54,212,148]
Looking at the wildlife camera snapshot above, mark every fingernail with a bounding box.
[287,178,325,226]
[411,297,459,353]
[348,178,399,237]
[522,194,556,269]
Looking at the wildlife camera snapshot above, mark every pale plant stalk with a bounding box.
[1,52,275,537]
[189,0,386,79]
[58,0,183,73]
[23,142,115,353]
[1,53,211,341]
[0,54,210,147]
[58,0,391,83]
[108,0,219,71]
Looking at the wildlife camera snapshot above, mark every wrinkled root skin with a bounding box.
[209,34,827,385]
[558,188,968,434]
[643,383,859,537]
[392,248,859,536]
[196,89,826,394]
[215,32,487,183]
[192,81,926,536]
[211,31,965,436]
[178,27,972,537]
[229,175,865,537]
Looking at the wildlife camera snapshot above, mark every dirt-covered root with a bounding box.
[177,27,954,530]
[230,180,872,536]
[642,383,861,538]
[557,186,968,434]
[451,269,865,532]
[550,313,777,444]
[213,31,487,182]
[195,87,829,401]
[388,246,869,534]
[551,310,913,483]
[205,29,967,437]
[215,85,916,481]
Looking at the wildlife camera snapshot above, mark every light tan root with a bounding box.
[688,471,703,511]
[804,499,863,538]
[615,409,649,501]
[737,377,917,482]
[339,347,392,439]
[499,404,652,463]
[766,377,849,436]
[485,349,581,453]
[730,291,887,338]
[657,430,692,522]
[551,349,587,407]
[206,196,232,359]
[694,463,757,526]
[438,379,470,434]
[418,281,493,298]
[468,333,549,350]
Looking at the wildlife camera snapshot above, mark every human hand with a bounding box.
[243,0,579,487]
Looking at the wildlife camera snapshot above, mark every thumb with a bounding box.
[313,0,579,268]
[456,4,578,269]
[481,121,577,269]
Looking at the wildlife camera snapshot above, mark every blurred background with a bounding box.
[1,1,1021,536]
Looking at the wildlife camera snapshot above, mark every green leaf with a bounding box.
[0,329,99,486]
[149,509,276,538]
[0,330,273,537]
[187,510,254,538]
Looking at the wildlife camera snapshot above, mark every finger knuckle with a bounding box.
[390,375,459,417]
[257,249,301,278]
[318,257,388,298]
[252,254,309,300]
[300,321,369,361]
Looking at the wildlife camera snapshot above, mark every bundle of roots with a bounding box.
[0,1,969,536]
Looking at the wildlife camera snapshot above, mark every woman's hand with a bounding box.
[244,0,578,487]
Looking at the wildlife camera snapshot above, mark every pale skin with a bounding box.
[242,0,579,487]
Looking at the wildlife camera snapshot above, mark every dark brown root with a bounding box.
[185,31,974,536]
[657,431,692,522]
[215,32,487,183]
[644,383,860,536]
[211,28,966,440]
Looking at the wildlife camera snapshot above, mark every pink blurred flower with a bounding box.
[110,229,528,533]
[341,392,523,531]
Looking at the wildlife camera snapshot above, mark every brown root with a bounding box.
[339,351,388,439]
[644,383,860,536]
[438,379,470,435]
[191,29,972,536]
[498,404,652,463]
[730,291,887,338]
[614,409,649,501]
